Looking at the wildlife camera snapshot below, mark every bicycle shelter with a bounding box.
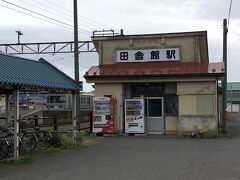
[0,53,81,159]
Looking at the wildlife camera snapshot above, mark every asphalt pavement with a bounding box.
[1,113,240,180]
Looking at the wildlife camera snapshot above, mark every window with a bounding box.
[148,99,163,117]
[59,96,66,103]
[48,96,66,103]
[131,83,164,97]
[165,95,178,115]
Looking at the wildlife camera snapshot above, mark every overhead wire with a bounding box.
[213,25,223,62]
[18,0,96,30]
[227,0,233,27]
[30,0,103,30]
[1,0,73,28]
[0,3,73,31]
[1,0,90,33]
[30,0,74,20]
[18,0,73,22]
[42,0,72,13]
[78,16,111,30]
[41,0,111,29]
[78,18,107,30]
[212,0,233,62]
[0,0,91,34]
[0,0,112,38]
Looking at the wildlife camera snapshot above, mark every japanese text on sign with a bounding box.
[117,48,180,62]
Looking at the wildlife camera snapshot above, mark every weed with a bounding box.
[0,133,97,169]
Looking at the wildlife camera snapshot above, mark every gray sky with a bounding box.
[0,0,239,92]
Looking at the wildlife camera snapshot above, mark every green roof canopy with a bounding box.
[0,53,81,92]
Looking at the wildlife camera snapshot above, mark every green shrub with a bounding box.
[51,132,62,148]
[76,130,86,142]
[51,131,88,150]
[60,134,73,149]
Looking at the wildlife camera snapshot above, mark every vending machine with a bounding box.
[92,97,117,134]
[125,99,145,133]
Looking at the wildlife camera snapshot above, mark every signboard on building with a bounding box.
[117,48,180,62]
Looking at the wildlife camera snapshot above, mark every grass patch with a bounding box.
[0,131,98,169]
[182,131,233,139]
[0,157,33,169]
[210,132,233,139]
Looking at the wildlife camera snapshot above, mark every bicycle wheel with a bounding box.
[0,128,11,139]
[36,130,52,150]
[0,140,9,160]
[21,132,37,152]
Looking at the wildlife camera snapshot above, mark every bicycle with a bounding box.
[32,127,52,150]
[0,123,38,153]
[0,139,9,161]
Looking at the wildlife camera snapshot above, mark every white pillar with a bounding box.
[14,89,19,159]
[72,92,77,146]
[5,94,9,125]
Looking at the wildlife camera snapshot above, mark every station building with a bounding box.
[85,31,225,136]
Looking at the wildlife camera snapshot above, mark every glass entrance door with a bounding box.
[145,97,164,134]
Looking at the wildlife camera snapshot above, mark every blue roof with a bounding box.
[0,53,81,91]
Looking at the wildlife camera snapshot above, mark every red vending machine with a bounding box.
[92,97,117,134]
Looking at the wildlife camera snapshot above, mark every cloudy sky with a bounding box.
[0,0,239,92]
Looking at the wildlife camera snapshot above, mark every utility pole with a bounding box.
[222,18,228,132]
[16,30,23,44]
[74,0,79,82]
[73,0,79,145]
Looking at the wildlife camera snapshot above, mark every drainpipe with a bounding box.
[217,77,219,134]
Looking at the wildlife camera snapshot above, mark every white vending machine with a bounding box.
[125,99,145,133]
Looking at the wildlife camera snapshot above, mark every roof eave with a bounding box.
[85,73,225,80]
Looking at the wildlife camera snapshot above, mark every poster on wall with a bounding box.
[117,48,180,62]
